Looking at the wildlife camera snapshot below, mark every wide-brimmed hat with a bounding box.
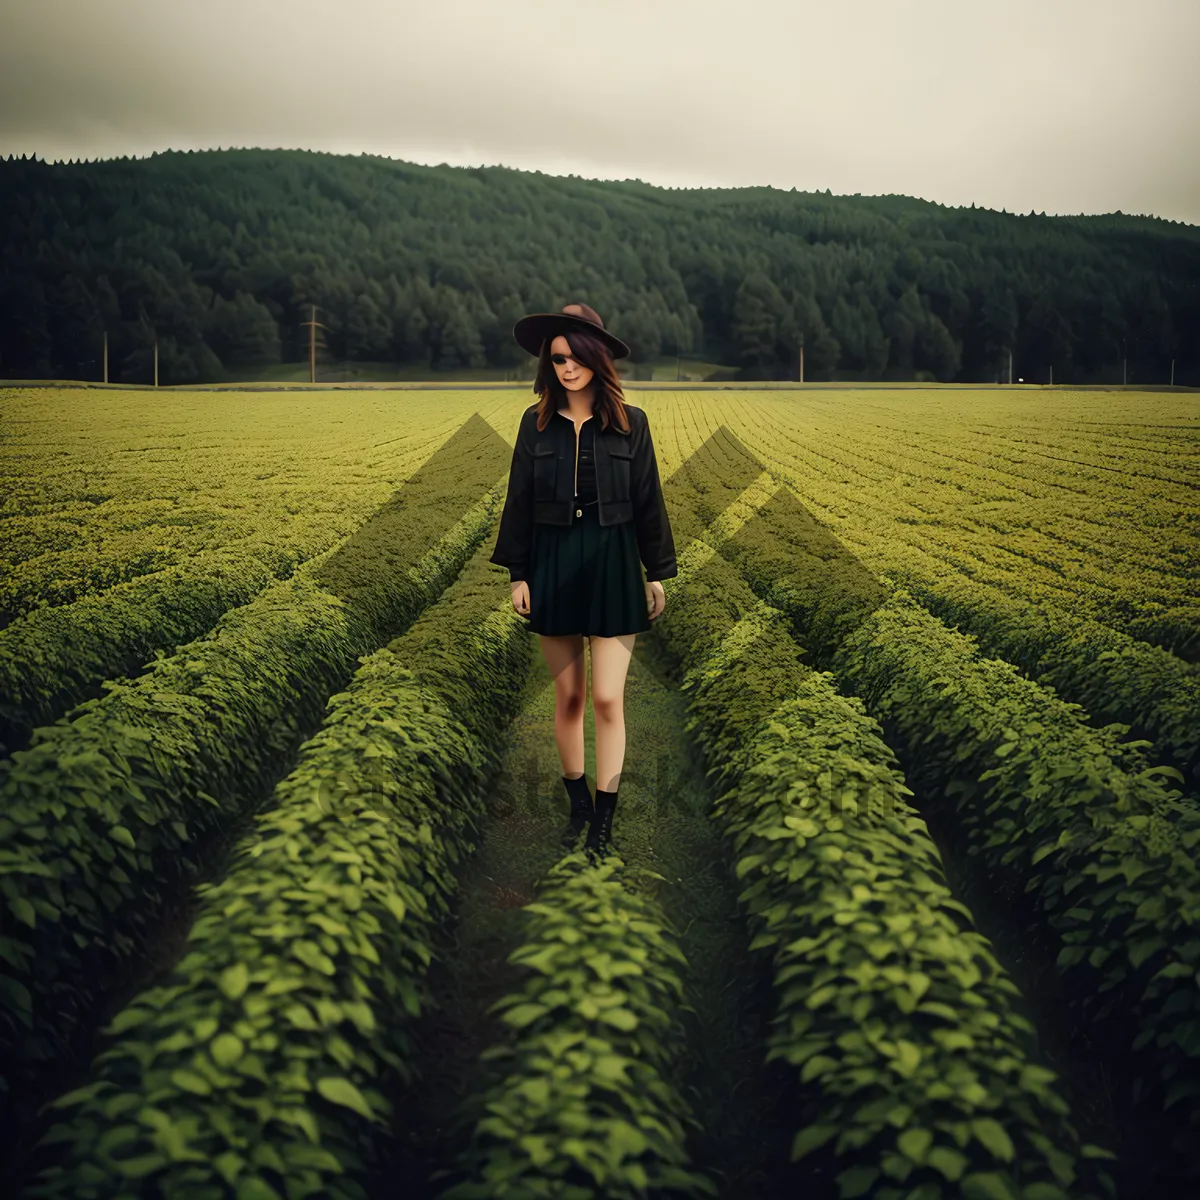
[513,302,630,361]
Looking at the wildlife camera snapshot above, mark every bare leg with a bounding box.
[588,633,636,791]
[539,634,587,778]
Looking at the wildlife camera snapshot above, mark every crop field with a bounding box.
[0,383,1197,1199]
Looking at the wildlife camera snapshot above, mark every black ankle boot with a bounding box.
[560,773,593,848]
[585,787,619,860]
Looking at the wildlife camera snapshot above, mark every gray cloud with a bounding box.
[1,0,1196,224]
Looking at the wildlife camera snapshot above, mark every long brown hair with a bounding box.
[531,308,631,435]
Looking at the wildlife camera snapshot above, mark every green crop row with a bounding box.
[441,854,717,1200]
[0,538,180,627]
[22,547,534,1199]
[821,588,1200,1173]
[0,513,94,566]
[652,539,1113,1200]
[883,565,1200,788]
[706,486,1200,1174]
[0,484,501,1099]
[0,541,304,755]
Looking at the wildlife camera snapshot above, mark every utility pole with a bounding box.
[300,305,328,383]
[102,331,108,383]
[1007,348,1012,385]
[1170,358,1175,386]
[1049,364,1053,386]
[154,336,158,387]
[798,336,805,383]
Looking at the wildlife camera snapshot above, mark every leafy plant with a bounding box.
[24,546,532,1198]
[441,854,717,1199]
[654,529,1114,1198]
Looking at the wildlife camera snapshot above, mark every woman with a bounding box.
[489,302,677,860]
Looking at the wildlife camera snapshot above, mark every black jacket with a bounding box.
[489,402,678,584]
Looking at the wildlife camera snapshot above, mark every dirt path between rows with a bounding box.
[374,624,798,1197]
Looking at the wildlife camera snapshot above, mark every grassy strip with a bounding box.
[22,548,533,1198]
[651,538,1113,1200]
[0,483,500,1089]
[0,542,303,755]
[820,588,1200,1171]
[884,565,1200,789]
[439,855,717,1199]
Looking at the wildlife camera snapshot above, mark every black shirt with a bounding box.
[575,418,597,503]
[558,410,598,503]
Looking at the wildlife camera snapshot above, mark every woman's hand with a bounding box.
[646,580,666,620]
[511,580,530,617]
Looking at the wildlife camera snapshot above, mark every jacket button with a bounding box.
[575,508,582,517]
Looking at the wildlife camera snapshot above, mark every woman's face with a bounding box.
[549,334,594,397]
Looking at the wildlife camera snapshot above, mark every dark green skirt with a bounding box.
[525,500,652,637]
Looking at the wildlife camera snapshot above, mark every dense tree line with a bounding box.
[0,147,1196,385]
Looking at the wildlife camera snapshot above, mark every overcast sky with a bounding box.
[2,0,1196,225]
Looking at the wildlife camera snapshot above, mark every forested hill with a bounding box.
[1,147,1197,385]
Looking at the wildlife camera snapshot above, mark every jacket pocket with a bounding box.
[532,441,558,501]
[606,440,633,501]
